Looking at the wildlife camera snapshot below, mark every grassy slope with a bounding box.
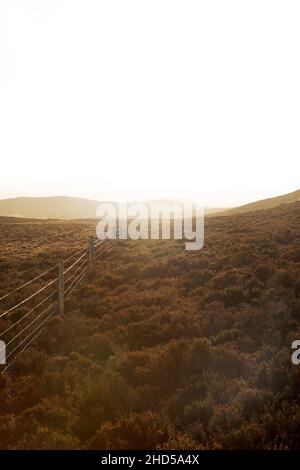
[215,189,300,216]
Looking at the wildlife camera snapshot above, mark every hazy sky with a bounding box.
[0,1,299,207]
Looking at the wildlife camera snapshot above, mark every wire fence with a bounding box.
[0,237,116,373]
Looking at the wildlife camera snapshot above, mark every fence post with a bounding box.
[58,260,64,315]
[88,237,95,277]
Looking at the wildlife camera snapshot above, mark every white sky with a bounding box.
[0,1,299,207]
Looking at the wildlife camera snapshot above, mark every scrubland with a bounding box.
[0,203,300,449]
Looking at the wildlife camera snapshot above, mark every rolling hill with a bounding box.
[0,196,226,219]
[0,196,102,219]
[0,190,299,220]
[216,189,300,216]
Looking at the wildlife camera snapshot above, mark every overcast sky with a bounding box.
[0,1,299,207]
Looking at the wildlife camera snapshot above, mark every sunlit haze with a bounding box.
[0,1,299,207]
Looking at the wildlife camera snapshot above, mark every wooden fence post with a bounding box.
[88,237,95,277]
[58,260,64,315]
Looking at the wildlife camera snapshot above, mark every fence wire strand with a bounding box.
[3,301,57,350]
[0,236,117,371]
[63,250,88,275]
[0,289,57,337]
[65,266,88,297]
[0,265,57,302]
[0,278,58,320]
[1,327,47,374]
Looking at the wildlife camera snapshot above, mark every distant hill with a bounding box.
[0,196,100,219]
[214,189,300,216]
[0,196,226,219]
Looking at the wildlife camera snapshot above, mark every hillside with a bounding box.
[216,189,300,216]
[0,196,100,219]
[0,196,225,219]
[0,202,300,449]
